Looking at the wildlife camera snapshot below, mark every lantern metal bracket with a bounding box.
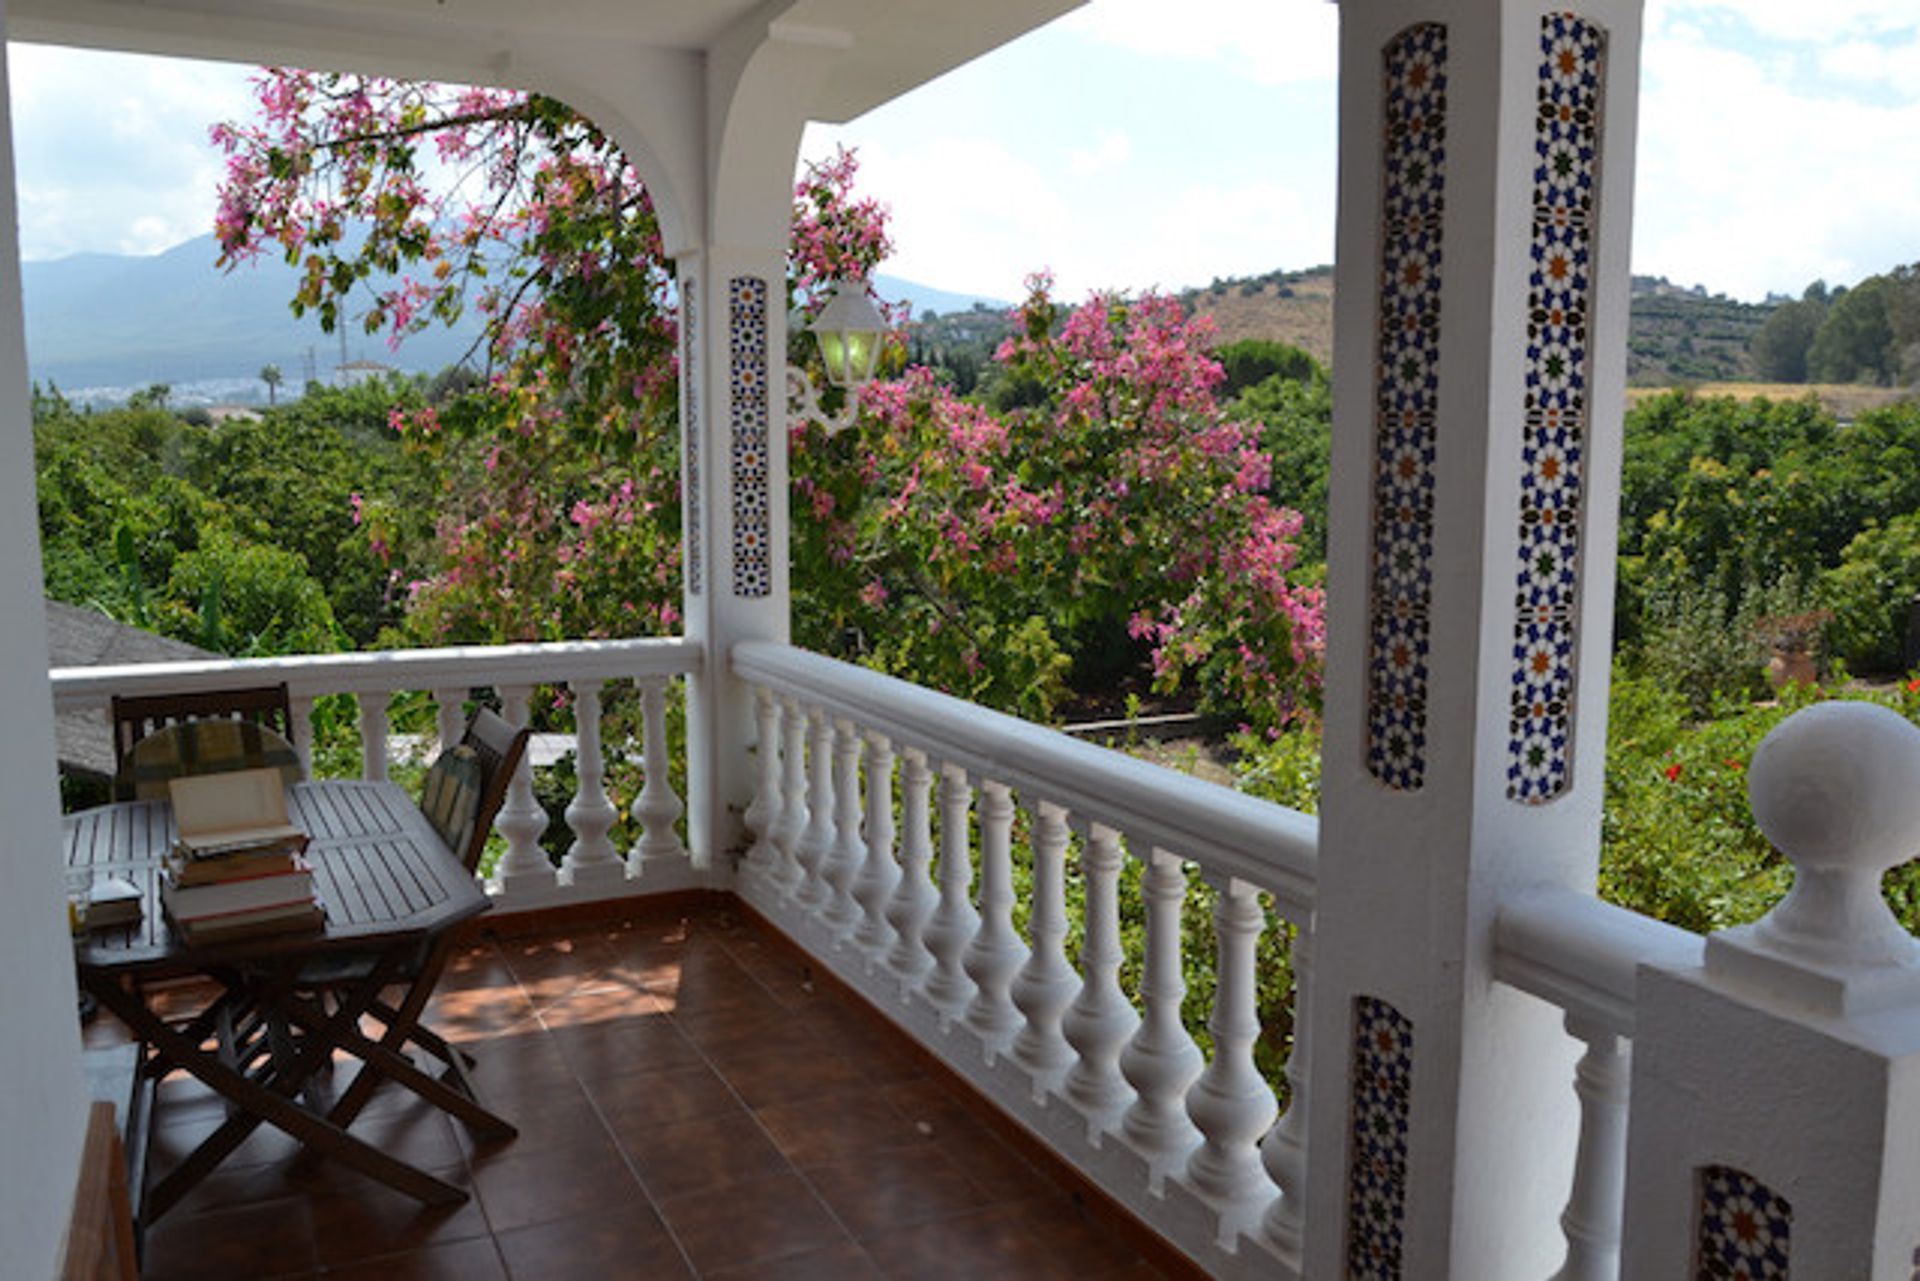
[785,364,859,436]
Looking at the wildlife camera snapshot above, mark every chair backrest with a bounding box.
[110,684,297,800]
[420,707,530,873]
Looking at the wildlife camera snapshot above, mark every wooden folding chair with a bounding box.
[109,684,297,800]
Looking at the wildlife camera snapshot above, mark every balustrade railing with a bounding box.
[1493,886,1706,1281]
[733,641,1318,1279]
[51,637,702,910]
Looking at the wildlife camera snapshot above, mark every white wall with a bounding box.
[0,13,88,1277]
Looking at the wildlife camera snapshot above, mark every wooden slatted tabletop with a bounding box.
[69,779,490,977]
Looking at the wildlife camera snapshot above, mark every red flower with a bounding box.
[1725,758,1744,771]
[1906,678,1920,694]
[1663,763,1682,782]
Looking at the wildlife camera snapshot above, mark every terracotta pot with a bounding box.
[1767,648,1817,690]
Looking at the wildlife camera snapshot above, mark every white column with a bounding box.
[1060,823,1140,1135]
[918,762,980,1023]
[1306,4,1643,1275]
[629,676,688,875]
[1260,924,1314,1259]
[1182,875,1280,1239]
[822,716,865,938]
[795,704,836,912]
[1622,702,1920,1278]
[433,686,466,757]
[1550,1016,1627,1281]
[1119,846,1205,1186]
[493,684,555,893]
[289,691,316,775]
[771,693,811,900]
[850,729,900,957]
[1008,800,1079,1092]
[356,690,390,782]
[883,747,938,987]
[962,780,1025,1054]
[742,684,784,882]
[563,680,627,889]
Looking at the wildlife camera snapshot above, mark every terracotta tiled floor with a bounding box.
[93,901,1178,1280]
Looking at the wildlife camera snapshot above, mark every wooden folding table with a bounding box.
[68,779,514,1235]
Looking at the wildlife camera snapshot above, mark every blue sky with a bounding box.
[10,0,1920,303]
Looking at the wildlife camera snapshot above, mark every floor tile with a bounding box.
[320,1237,510,1281]
[701,1238,886,1281]
[495,1205,692,1280]
[590,1060,743,1137]
[307,1163,491,1267]
[469,1129,646,1234]
[618,1109,791,1202]
[139,1194,320,1281]
[715,1045,869,1110]
[859,1203,1079,1281]
[755,1087,927,1166]
[802,1143,997,1241]
[654,1170,851,1274]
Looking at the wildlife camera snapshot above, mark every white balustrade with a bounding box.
[851,729,900,956]
[883,747,937,987]
[918,762,981,1022]
[433,686,466,757]
[356,690,390,782]
[1260,925,1312,1258]
[1061,822,1139,1133]
[562,680,626,888]
[1008,800,1079,1090]
[742,685,784,881]
[629,676,686,869]
[796,704,837,911]
[1183,875,1279,1234]
[772,693,811,900]
[1548,1016,1629,1281]
[962,780,1027,1052]
[823,716,865,937]
[289,691,316,774]
[493,685,555,893]
[1119,847,1205,1184]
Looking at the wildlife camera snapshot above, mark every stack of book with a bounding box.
[161,768,324,945]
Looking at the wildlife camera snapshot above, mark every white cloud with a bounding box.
[1634,19,1920,298]
[1068,129,1130,177]
[1818,36,1920,100]
[1652,0,1917,44]
[8,44,256,260]
[1061,0,1337,87]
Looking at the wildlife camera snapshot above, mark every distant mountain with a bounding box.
[18,237,1006,404]
[22,234,486,401]
[871,274,1007,322]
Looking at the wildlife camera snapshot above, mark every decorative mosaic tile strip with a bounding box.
[1366,22,1448,792]
[728,275,771,598]
[683,277,702,597]
[1696,1165,1790,1279]
[1346,995,1413,1280]
[1506,12,1606,803]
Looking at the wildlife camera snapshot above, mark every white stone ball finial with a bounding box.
[1745,700,1920,970]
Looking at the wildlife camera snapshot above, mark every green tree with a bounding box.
[1807,276,1893,384]
[1750,297,1824,383]
[260,363,284,406]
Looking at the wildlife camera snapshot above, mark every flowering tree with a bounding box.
[213,71,889,642]
[792,276,1325,729]
[214,71,1322,729]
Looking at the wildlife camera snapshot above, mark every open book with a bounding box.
[168,767,309,859]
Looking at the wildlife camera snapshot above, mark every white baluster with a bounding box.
[962,780,1026,1054]
[356,690,390,782]
[1260,923,1313,1258]
[851,730,900,957]
[795,705,837,912]
[1061,823,1140,1133]
[493,685,555,892]
[918,763,980,1023]
[1120,847,1204,1185]
[822,716,865,938]
[289,692,315,776]
[562,680,626,888]
[742,685,784,881]
[630,676,686,869]
[1548,1015,1630,1281]
[433,687,466,758]
[772,694,811,900]
[1009,800,1079,1091]
[1183,875,1280,1233]
[884,748,937,987]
